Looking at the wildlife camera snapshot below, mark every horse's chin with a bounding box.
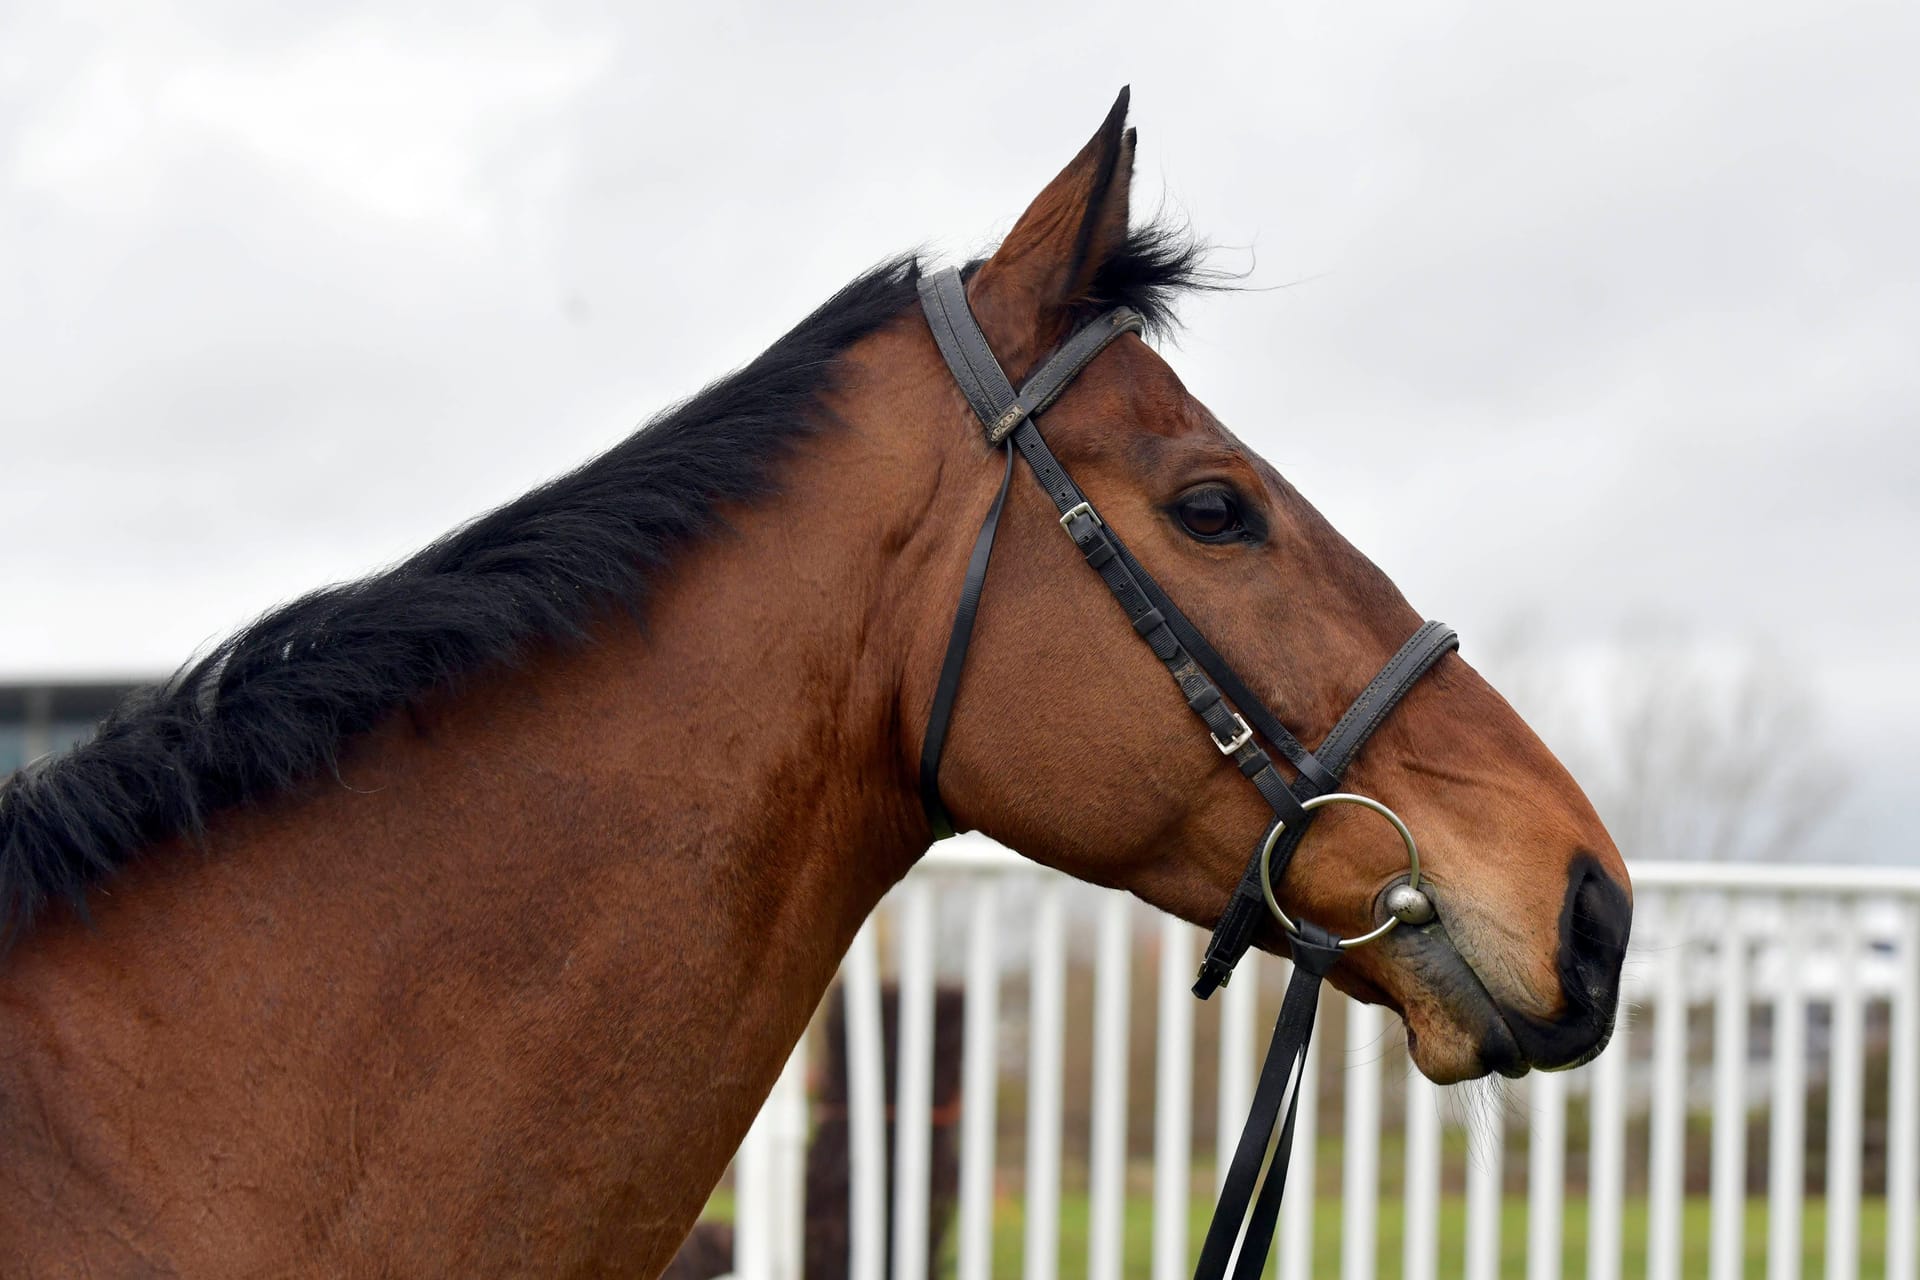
[1378,920,1533,1085]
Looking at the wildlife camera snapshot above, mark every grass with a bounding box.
[703,1186,1893,1280]
[988,1190,1890,1280]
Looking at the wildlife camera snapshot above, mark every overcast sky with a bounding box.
[2,0,1915,861]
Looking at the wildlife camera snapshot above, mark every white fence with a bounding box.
[725,851,1920,1280]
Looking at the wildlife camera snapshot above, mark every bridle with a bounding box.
[914,266,1459,1280]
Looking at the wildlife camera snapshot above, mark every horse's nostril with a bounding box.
[1497,854,1633,1071]
[1566,857,1632,1006]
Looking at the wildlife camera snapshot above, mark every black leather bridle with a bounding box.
[914,266,1459,1280]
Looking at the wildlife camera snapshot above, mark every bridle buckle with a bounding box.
[1210,712,1253,755]
[1058,500,1100,530]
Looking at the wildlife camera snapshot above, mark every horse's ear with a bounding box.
[968,87,1136,372]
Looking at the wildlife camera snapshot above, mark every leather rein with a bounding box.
[913,267,1458,1280]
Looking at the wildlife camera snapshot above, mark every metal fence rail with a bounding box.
[728,852,1920,1280]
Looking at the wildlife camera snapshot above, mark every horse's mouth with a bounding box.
[1254,865,1625,1085]
[1374,894,1620,1084]
[1373,913,1531,1082]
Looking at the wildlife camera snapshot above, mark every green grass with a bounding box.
[705,1187,1892,1280]
[987,1190,1889,1280]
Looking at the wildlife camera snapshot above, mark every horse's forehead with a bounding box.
[1092,350,1308,522]
[1085,339,1260,479]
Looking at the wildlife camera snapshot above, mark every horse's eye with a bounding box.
[1175,488,1244,542]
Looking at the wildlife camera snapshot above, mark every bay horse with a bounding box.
[0,92,1630,1276]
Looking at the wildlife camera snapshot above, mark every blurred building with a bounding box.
[0,680,149,776]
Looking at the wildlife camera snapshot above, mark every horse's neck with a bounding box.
[0,391,962,1272]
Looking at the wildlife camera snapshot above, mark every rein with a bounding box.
[913,267,1458,1280]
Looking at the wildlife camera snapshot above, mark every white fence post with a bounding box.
[1768,901,1808,1280]
[1340,1001,1383,1280]
[893,882,937,1280]
[768,1043,809,1280]
[1889,899,1920,1280]
[1709,902,1748,1280]
[1023,881,1066,1280]
[842,919,887,1280]
[955,879,1001,1280]
[737,1045,808,1280]
[1587,999,1628,1280]
[1647,893,1689,1280]
[734,1092,772,1280]
[1463,1088,1504,1280]
[1088,892,1133,1280]
[1151,917,1195,1280]
[1825,898,1865,1280]
[1526,1069,1567,1280]
[1403,1072,1441,1280]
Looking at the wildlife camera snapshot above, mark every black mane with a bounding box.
[0,225,1214,939]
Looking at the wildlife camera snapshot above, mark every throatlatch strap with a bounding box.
[918,447,1014,837]
[915,270,1147,837]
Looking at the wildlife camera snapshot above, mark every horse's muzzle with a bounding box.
[1500,853,1633,1070]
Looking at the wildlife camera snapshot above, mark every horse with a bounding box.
[0,91,1630,1276]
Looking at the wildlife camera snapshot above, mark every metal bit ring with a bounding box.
[1258,792,1424,950]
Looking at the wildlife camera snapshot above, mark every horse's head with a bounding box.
[905,94,1630,1084]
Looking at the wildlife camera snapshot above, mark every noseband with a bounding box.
[914,267,1458,1280]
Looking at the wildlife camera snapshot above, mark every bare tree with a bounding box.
[1482,623,1844,863]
